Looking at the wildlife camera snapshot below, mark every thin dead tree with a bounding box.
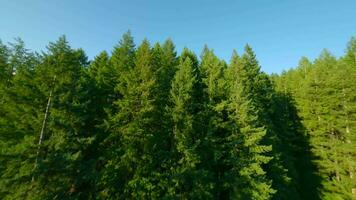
[32,75,56,182]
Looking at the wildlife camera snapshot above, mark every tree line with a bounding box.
[0,32,355,199]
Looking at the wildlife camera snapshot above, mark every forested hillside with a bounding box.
[0,33,355,199]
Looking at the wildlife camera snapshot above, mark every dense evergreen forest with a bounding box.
[0,32,355,199]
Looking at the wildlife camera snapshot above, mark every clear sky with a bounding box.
[1,0,355,73]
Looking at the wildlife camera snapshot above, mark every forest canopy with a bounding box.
[0,33,355,200]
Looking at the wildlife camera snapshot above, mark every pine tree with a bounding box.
[0,38,43,199]
[110,30,135,97]
[200,46,229,199]
[84,50,117,198]
[96,32,136,199]
[252,66,300,199]
[102,39,161,199]
[168,52,214,199]
[26,36,93,199]
[149,41,179,197]
[225,46,274,200]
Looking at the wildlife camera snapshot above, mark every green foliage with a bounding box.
[275,38,356,199]
[169,55,215,199]
[0,34,355,200]
[225,46,275,200]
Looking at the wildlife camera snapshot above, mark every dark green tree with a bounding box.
[225,46,274,200]
[200,46,229,199]
[168,52,215,199]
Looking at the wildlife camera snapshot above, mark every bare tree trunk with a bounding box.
[32,75,56,182]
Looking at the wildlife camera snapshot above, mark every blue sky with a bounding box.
[0,0,355,73]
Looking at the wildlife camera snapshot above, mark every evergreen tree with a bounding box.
[88,51,113,119]
[169,53,214,199]
[200,46,229,199]
[101,39,162,199]
[26,36,95,199]
[96,32,136,198]
[225,46,274,200]
[0,39,41,199]
[110,30,135,98]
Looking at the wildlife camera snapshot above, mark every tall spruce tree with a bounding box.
[28,36,95,199]
[97,32,136,199]
[102,39,162,199]
[169,51,215,199]
[200,46,230,199]
[226,47,274,200]
[0,39,41,199]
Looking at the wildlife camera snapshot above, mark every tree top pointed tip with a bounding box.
[124,30,132,36]
[244,44,253,51]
